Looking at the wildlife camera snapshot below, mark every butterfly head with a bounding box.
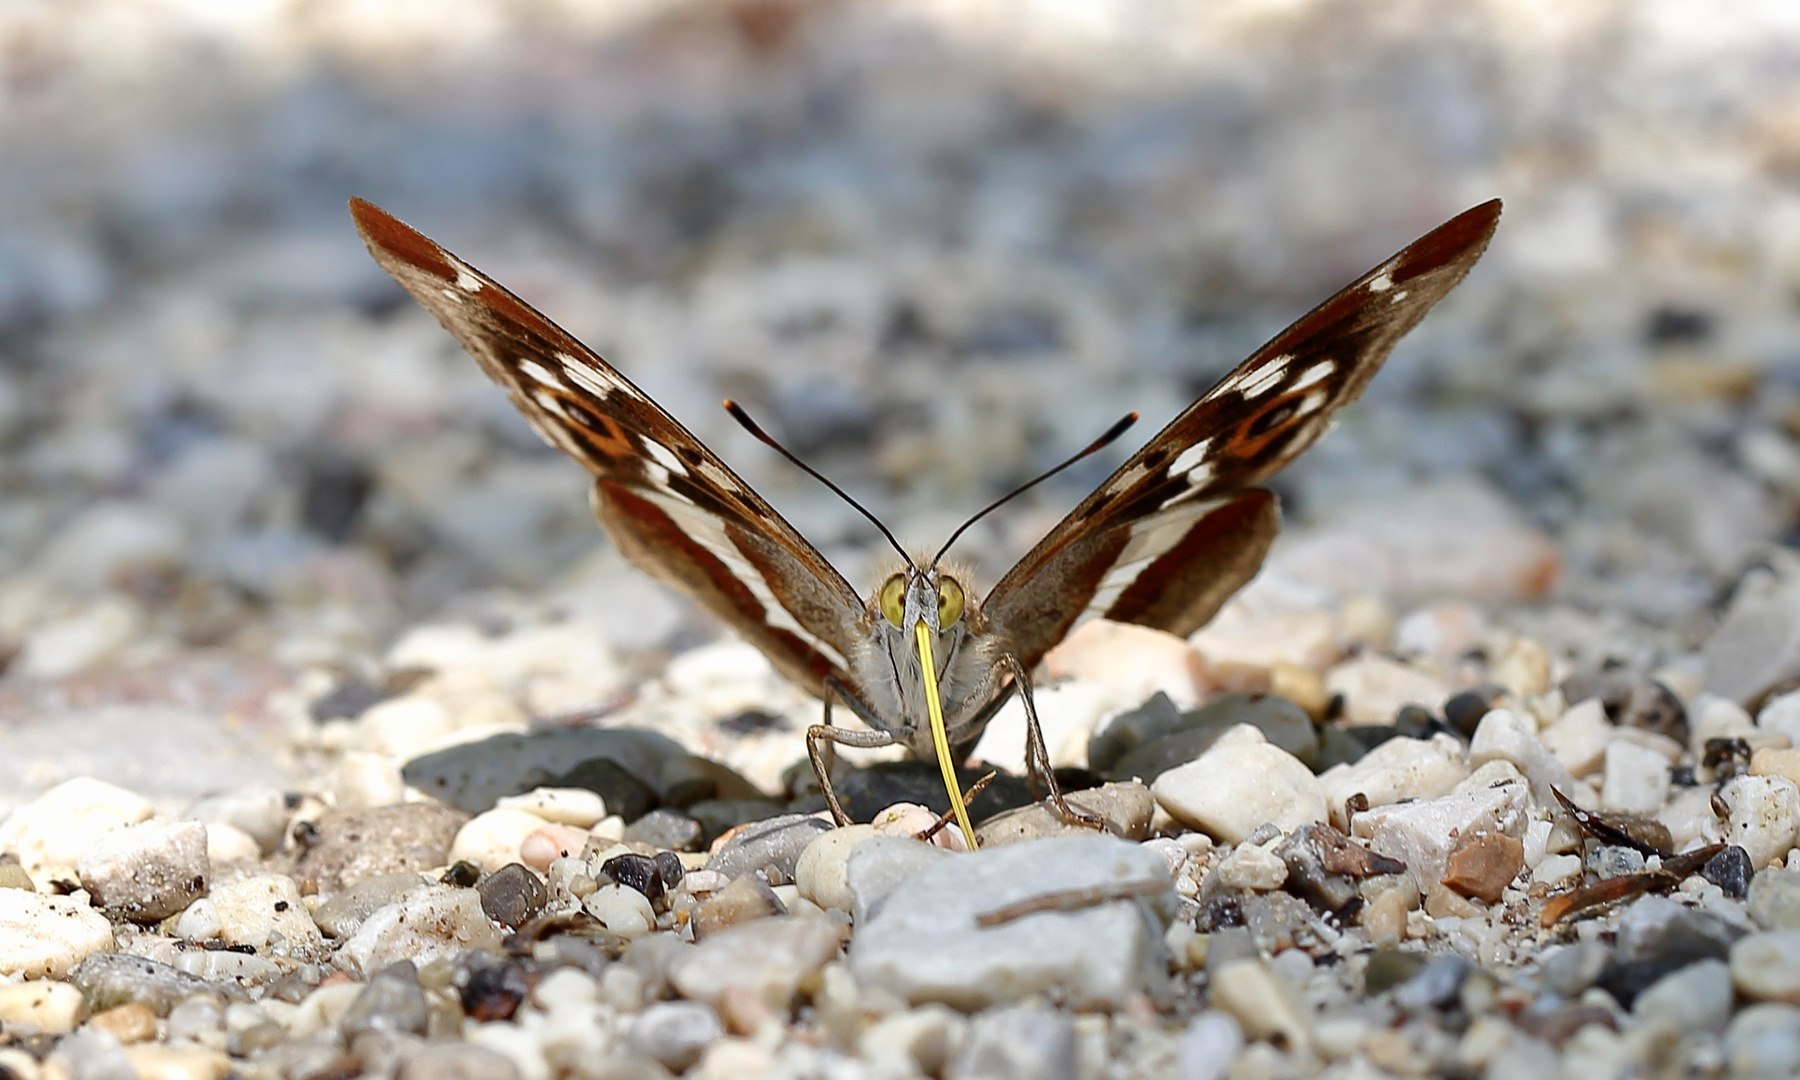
[877,565,968,637]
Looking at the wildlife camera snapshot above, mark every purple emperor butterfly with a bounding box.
[352,197,1500,848]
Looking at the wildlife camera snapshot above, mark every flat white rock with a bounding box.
[1720,776,1800,868]
[1319,732,1467,828]
[209,873,323,953]
[0,890,113,978]
[1351,773,1530,887]
[1152,725,1326,843]
[1468,708,1578,807]
[1601,739,1671,815]
[849,834,1174,1010]
[339,885,502,978]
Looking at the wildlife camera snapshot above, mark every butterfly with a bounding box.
[352,197,1500,847]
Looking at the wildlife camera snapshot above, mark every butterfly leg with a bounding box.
[809,678,899,827]
[998,653,1104,832]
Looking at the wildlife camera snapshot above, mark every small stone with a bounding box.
[0,890,114,978]
[795,825,880,912]
[1393,954,1471,1011]
[851,834,1171,1009]
[0,778,154,887]
[1043,619,1207,709]
[312,873,429,939]
[1215,844,1288,892]
[1395,603,1490,666]
[845,837,952,925]
[1442,684,1503,739]
[519,824,592,872]
[628,1000,723,1072]
[69,953,226,1016]
[946,1003,1075,1080]
[1189,603,1339,690]
[289,803,467,893]
[705,813,832,887]
[1318,733,1467,828]
[1634,958,1734,1033]
[121,1043,232,1080]
[1441,832,1524,904]
[975,781,1156,846]
[1725,1003,1800,1079]
[834,762,1033,826]
[495,787,607,827]
[1750,867,1800,930]
[1598,896,1747,1007]
[445,808,547,876]
[1589,845,1645,878]
[1363,950,1428,995]
[210,873,322,952]
[204,823,260,866]
[1086,693,1185,775]
[1540,939,1611,997]
[1351,776,1529,888]
[692,873,786,939]
[623,808,702,851]
[0,980,83,1034]
[1752,746,1800,788]
[85,1001,159,1043]
[1620,682,1690,745]
[671,915,842,1008]
[584,884,656,939]
[1759,689,1800,744]
[1151,725,1326,844]
[1469,709,1579,807]
[1423,882,1483,918]
[1105,694,1317,781]
[1210,958,1310,1052]
[75,820,209,924]
[339,960,428,1038]
[1599,739,1671,814]
[860,1004,966,1078]
[478,863,548,928]
[338,885,501,977]
[1704,845,1754,899]
[183,788,289,855]
[0,863,33,891]
[1734,930,1800,1003]
[398,1043,522,1080]
[1540,698,1613,778]
[601,852,682,906]
[403,728,687,815]
[1720,776,1800,868]
[1704,565,1800,707]
[1325,655,1450,726]
[1493,637,1553,698]
[458,952,532,1022]
[1275,823,1404,911]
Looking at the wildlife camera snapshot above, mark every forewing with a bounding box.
[350,199,866,695]
[986,200,1501,666]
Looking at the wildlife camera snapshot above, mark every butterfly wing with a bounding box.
[350,199,868,695]
[985,200,1502,667]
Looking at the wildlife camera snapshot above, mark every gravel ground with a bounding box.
[5,2,1800,1078]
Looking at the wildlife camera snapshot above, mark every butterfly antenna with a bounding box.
[930,411,1139,570]
[724,400,914,566]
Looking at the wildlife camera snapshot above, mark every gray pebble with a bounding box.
[341,960,429,1038]
[1588,844,1646,879]
[1539,939,1611,997]
[1393,955,1472,1012]
[184,787,291,855]
[398,1042,524,1080]
[1177,1011,1243,1080]
[70,952,242,1016]
[845,837,952,926]
[47,1029,133,1080]
[947,1003,1075,1080]
[166,995,225,1042]
[403,728,688,814]
[312,872,430,939]
[286,803,467,894]
[1205,927,1260,976]
[1749,867,1800,931]
[704,813,832,886]
[1726,1003,1800,1079]
[623,808,702,852]
[627,1000,723,1072]
[1634,958,1734,1033]
[478,863,548,928]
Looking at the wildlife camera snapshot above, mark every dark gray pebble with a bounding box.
[552,758,659,824]
[623,808,702,851]
[340,960,429,1039]
[1703,845,1753,898]
[479,863,548,928]
[704,813,832,886]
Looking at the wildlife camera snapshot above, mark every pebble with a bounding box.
[1759,689,1800,745]
[1703,565,1800,706]
[0,890,114,978]
[975,781,1156,845]
[1215,844,1289,891]
[210,873,322,952]
[204,823,261,866]
[1209,958,1310,1052]
[339,960,429,1038]
[1151,725,1326,843]
[1749,867,1800,930]
[1540,939,1611,997]
[1324,654,1450,726]
[69,953,229,1016]
[670,915,841,1008]
[1633,957,1735,1034]
[75,820,209,924]
[601,851,683,905]
[1042,619,1208,709]
[1188,603,1339,689]
[1318,732,1467,827]
[1393,954,1471,1011]
[692,873,787,939]
[946,1003,1075,1080]
[860,1004,966,1078]
[628,1000,723,1072]
[518,824,592,872]
[705,813,832,886]
[1468,709,1579,807]
[1277,823,1403,910]
[0,980,84,1034]
[122,1042,233,1080]
[844,837,951,925]
[311,873,430,939]
[794,825,880,912]
[1704,844,1754,898]
[1719,776,1800,868]
[1539,698,1613,777]
[494,787,608,827]
[0,777,154,886]
[623,808,703,851]
[1600,739,1672,815]
[1177,1010,1244,1080]
[1352,774,1529,888]
[1733,930,1800,1003]
[1440,832,1524,903]
[850,834,1172,1009]
[584,884,657,939]
[182,788,290,855]
[1725,1003,1800,1078]
[477,863,548,928]
[288,803,467,893]
[448,808,552,874]
[1600,897,1746,1006]
[85,1001,158,1044]
[338,886,501,977]
[1751,746,1800,788]
[401,728,688,814]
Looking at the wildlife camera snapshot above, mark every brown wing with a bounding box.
[985,200,1502,668]
[350,199,867,696]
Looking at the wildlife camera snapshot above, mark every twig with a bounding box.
[975,878,1168,928]
[917,771,999,843]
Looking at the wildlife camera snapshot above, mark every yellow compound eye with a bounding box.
[937,577,965,628]
[879,574,907,628]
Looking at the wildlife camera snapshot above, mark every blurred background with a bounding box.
[2,0,1799,801]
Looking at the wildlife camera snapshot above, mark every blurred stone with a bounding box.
[0,890,114,978]
[947,1004,1074,1080]
[1720,776,1800,868]
[1151,725,1326,843]
[1540,698,1612,778]
[1749,867,1800,930]
[1733,931,1800,1004]
[1044,619,1208,709]
[403,728,687,814]
[705,814,831,887]
[1705,557,1800,706]
[1188,602,1339,690]
[1600,739,1671,815]
[623,808,702,851]
[0,777,154,887]
[975,781,1155,846]
[1325,655,1450,727]
[339,885,500,977]
[692,873,787,939]
[671,916,841,1009]
[291,803,467,893]
[1351,774,1529,887]
[478,863,548,928]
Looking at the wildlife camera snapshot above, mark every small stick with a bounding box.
[918,771,999,844]
[975,879,1168,928]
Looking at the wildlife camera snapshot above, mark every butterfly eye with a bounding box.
[937,577,965,627]
[879,575,907,628]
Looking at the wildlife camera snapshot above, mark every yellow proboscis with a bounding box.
[915,620,978,850]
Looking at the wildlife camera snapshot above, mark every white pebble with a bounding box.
[1352,777,1530,887]
[1469,708,1578,806]
[176,898,222,941]
[0,891,113,978]
[1318,732,1466,828]
[355,695,456,758]
[1759,690,1800,746]
[0,778,153,886]
[1693,694,1757,753]
[497,788,608,828]
[1721,776,1800,868]
[1152,725,1326,843]
[1188,602,1339,687]
[338,885,501,977]
[1324,654,1450,726]
[450,807,552,873]
[1601,740,1671,815]
[1533,854,1583,887]
[795,825,879,912]
[209,874,322,952]
[1540,698,1612,777]
[203,823,260,866]
[584,884,655,939]
[1044,619,1208,709]
[1214,845,1288,892]
[671,916,842,1008]
[1209,960,1310,1052]
[0,981,84,1035]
